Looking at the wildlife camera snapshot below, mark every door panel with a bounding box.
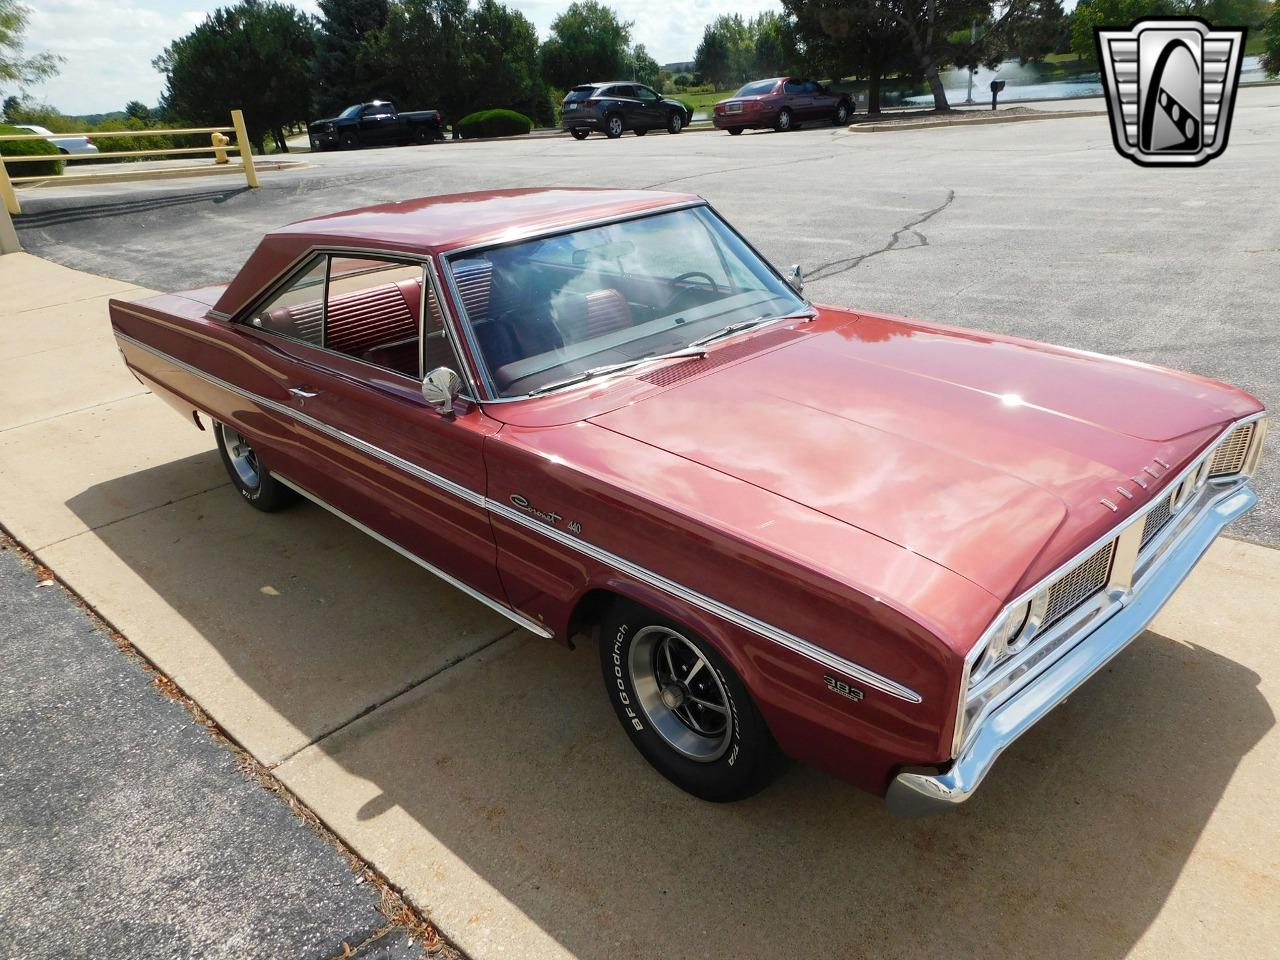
[262,336,507,603]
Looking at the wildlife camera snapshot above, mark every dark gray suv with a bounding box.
[561,82,692,140]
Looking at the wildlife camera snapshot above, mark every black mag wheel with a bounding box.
[599,598,785,801]
[634,127,648,136]
[213,421,297,513]
[727,127,743,135]
[570,128,591,140]
[340,131,358,149]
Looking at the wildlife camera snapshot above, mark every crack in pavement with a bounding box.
[805,189,956,282]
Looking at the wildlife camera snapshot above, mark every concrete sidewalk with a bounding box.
[1,252,1279,959]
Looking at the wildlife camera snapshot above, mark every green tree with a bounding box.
[784,0,911,112]
[154,0,316,153]
[751,12,798,77]
[540,1,633,90]
[631,43,661,87]
[124,100,153,122]
[465,0,545,117]
[1,0,61,95]
[1069,0,1173,59]
[379,0,470,131]
[314,0,391,117]
[695,14,755,88]
[1263,1,1280,77]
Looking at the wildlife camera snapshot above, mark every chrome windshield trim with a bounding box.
[486,498,923,703]
[272,473,554,639]
[115,330,913,699]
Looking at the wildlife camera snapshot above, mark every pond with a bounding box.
[899,55,1270,107]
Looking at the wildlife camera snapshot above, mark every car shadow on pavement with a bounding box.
[67,452,1276,960]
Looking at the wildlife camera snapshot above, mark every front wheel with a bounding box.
[834,101,850,125]
[214,421,297,512]
[599,599,785,801]
[570,128,590,140]
[339,131,358,149]
[667,111,684,134]
[605,114,625,139]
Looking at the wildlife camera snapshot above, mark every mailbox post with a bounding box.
[990,79,1006,111]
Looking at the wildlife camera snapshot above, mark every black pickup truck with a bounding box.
[308,101,445,150]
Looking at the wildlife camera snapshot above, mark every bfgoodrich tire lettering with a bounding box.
[213,421,297,513]
[598,598,785,801]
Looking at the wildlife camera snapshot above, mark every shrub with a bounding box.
[456,109,533,140]
[677,100,695,120]
[0,123,64,178]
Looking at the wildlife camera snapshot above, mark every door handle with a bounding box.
[288,387,320,399]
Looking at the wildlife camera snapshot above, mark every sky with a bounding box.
[22,0,782,115]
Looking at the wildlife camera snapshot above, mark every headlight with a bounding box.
[968,602,1030,685]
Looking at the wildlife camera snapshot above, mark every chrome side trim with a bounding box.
[115,331,485,509]
[486,498,923,703]
[273,474,554,639]
[115,331,922,703]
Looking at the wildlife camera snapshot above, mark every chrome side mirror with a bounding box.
[787,264,804,294]
[422,367,462,416]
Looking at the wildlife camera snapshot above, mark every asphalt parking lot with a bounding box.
[4,91,1279,959]
[14,87,1279,544]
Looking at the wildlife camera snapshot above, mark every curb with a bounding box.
[848,109,1101,133]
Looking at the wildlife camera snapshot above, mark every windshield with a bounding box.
[338,104,363,119]
[734,80,777,97]
[445,206,808,398]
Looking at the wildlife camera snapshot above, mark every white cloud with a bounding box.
[21,0,779,115]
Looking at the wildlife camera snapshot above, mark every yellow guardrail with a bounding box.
[0,109,259,217]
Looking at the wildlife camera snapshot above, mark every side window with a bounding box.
[324,257,423,376]
[612,85,636,99]
[804,81,821,94]
[783,80,803,94]
[636,86,660,102]
[251,257,326,346]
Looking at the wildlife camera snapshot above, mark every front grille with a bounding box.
[1140,493,1174,550]
[1209,422,1253,476]
[1043,541,1115,629]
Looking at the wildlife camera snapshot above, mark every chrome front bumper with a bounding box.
[886,483,1257,817]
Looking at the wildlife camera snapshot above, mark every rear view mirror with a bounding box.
[422,367,463,416]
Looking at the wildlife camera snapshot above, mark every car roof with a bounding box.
[212,188,701,317]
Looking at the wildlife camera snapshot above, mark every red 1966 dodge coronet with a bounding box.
[109,188,1267,815]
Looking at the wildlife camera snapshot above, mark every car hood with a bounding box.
[588,310,1257,599]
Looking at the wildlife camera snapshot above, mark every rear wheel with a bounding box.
[414,126,434,144]
[834,101,850,125]
[667,111,684,134]
[775,108,793,132]
[214,422,297,513]
[599,598,785,801]
[727,127,743,136]
[570,128,590,140]
[605,113,625,139]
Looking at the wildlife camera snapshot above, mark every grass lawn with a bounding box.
[674,89,735,115]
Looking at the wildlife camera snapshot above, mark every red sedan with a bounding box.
[109,188,1266,815]
[714,77,854,134]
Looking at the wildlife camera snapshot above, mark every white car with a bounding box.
[16,124,99,156]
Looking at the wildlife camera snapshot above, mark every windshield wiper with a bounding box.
[528,346,708,396]
[690,310,817,348]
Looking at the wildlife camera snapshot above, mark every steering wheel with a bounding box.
[664,271,721,315]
